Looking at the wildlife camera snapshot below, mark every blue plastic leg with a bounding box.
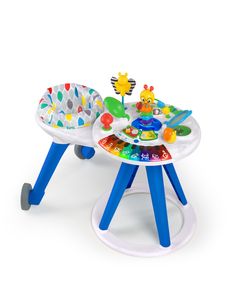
[81,146,95,159]
[29,142,69,205]
[146,166,171,247]
[99,163,139,230]
[163,163,187,205]
[126,166,139,189]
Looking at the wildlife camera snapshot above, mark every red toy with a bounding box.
[101,113,113,130]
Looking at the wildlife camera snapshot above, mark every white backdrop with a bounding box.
[1,0,235,287]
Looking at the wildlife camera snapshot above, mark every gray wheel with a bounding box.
[74,145,85,159]
[21,183,32,210]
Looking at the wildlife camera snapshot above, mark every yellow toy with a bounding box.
[163,127,177,144]
[111,72,136,106]
[136,84,155,114]
[140,84,155,104]
[162,106,171,115]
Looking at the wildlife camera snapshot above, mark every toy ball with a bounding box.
[163,127,177,144]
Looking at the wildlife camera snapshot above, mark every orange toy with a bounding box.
[163,127,177,144]
[137,103,153,113]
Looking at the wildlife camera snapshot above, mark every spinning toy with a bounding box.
[132,85,162,133]
[22,76,201,257]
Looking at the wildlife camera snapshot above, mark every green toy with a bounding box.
[174,125,192,136]
[104,97,130,120]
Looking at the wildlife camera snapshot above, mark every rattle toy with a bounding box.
[21,75,201,257]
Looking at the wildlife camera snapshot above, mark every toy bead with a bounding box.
[153,108,160,115]
[163,127,177,144]
[136,101,142,110]
[101,113,113,131]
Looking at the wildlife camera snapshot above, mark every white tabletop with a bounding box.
[93,102,201,166]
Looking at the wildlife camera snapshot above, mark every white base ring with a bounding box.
[91,187,196,257]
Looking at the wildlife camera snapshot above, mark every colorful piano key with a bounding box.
[110,140,126,156]
[139,147,151,162]
[120,143,133,159]
[98,134,172,162]
[129,145,140,161]
[149,146,161,162]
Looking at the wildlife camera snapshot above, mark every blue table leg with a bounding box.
[99,163,139,230]
[146,166,171,247]
[163,163,187,205]
[126,166,139,189]
[29,142,69,205]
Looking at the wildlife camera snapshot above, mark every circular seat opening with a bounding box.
[38,83,104,129]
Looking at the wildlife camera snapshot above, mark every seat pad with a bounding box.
[38,83,104,129]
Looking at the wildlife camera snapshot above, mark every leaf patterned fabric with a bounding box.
[38,83,104,129]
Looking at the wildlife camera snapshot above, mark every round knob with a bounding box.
[100,113,113,131]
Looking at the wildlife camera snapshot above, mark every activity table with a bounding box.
[92,101,201,256]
